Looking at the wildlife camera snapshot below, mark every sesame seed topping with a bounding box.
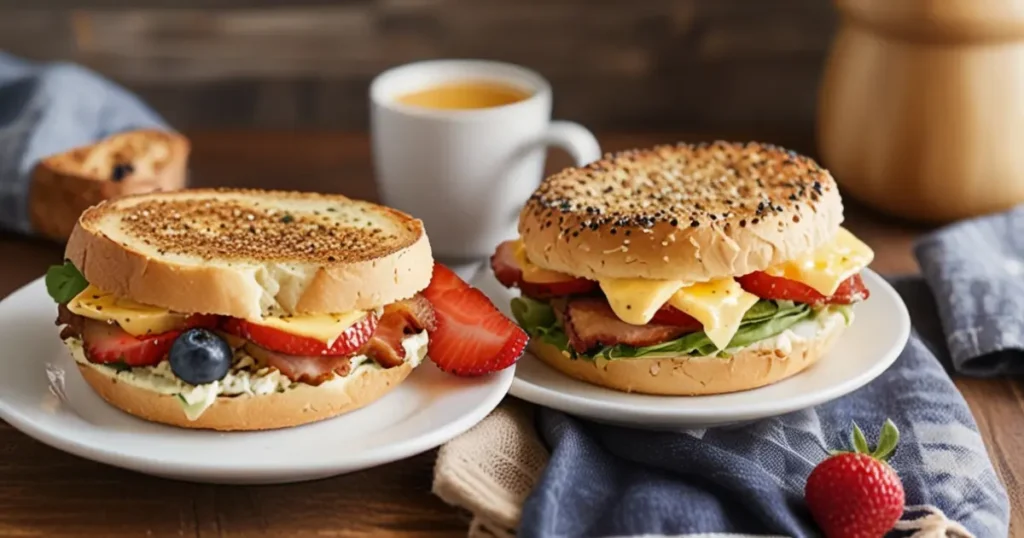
[523,141,832,242]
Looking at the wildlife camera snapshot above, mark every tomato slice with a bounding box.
[737,272,869,305]
[519,279,599,299]
[489,240,598,299]
[490,241,524,289]
[650,306,704,331]
[223,314,378,357]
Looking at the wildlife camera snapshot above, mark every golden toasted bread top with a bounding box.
[80,189,424,264]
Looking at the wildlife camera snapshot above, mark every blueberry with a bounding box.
[169,329,232,385]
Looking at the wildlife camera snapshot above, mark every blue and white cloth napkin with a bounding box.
[0,53,166,235]
[516,212,1022,537]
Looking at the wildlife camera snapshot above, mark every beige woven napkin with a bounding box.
[432,399,549,538]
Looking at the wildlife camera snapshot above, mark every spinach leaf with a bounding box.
[45,261,89,303]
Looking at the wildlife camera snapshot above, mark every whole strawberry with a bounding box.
[805,420,905,538]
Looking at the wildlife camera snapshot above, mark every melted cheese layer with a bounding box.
[668,279,760,350]
[67,285,367,343]
[764,227,874,296]
[599,277,759,350]
[508,227,872,350]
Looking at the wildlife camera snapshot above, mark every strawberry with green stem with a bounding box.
[805,419,905,538]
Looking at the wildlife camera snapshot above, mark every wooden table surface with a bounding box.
[0,131,1020,537]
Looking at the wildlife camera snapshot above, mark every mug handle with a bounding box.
[537,121,602,166]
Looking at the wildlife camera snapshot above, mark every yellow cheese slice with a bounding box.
[255,311,368,346]
[68,285,367,344]
[764,227,875,296]
[668,278,759,350]
[67,285,187,336]
[598,278,686,325]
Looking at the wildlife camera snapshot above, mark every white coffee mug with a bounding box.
[370,59,601,261]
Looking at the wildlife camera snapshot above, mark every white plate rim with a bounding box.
[490,268,910,425]
[0,276,513,482]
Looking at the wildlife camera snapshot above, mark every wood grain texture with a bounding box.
[0,0,835,131]
[0,131,1019,536]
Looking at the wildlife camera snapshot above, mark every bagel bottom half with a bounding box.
[528,316,847,396]
[76,360,413,431]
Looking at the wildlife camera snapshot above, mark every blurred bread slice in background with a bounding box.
[29,129,190,241]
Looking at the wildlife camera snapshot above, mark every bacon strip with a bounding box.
[361,295,436,368]
[56,303,85,340]
[562,297,694,354]
[243,295,437,382]
[244,343,352,386]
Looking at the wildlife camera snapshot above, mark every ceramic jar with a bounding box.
[818,0,1024,221]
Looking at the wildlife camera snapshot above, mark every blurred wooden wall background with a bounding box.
[0,0,836,135]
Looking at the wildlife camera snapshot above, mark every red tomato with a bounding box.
[737,272,869,305]
[519,279,599,299]
[223,315,378,357]
[650,306,704,331]
[489,240,598,299]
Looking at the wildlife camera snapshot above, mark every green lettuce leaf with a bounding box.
[594,302,811,359]
[45,260,89,304]
[511,297,570,349]
[510,296,814,361]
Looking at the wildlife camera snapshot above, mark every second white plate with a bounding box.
[473,268,909,429]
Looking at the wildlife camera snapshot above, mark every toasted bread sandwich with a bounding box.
[491,142,873,395]
[47,189,525,430]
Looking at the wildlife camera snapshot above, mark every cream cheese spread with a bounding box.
[64,330,429,421]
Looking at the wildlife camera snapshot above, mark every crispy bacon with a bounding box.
[562,297,696,354]
[361,295,436,368]
[244,343,352,386]
[56,303,85,340]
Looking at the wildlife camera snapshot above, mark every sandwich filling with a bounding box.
[492,227,873,359]
[48,262,435,420]
[61,332,428,421]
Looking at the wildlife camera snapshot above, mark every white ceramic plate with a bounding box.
[473,268,909,429]
[0,277,513,484]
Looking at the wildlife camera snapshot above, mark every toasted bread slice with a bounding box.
[30,129,190,241]
[65,189,433,319]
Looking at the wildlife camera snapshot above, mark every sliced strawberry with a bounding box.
[737,272,870,305]
[490,240,598,299]
[650,305,704,331]
[81,319,180,367]
[183,314,222,330]
[423,263,528,376]
[222,314,377,357]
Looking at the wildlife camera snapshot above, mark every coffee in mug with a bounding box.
[370,60,600,261]
[396,81,532,110]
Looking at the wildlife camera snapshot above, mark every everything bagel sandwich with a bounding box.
[491,141,873,395]
[47,189,525,430]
